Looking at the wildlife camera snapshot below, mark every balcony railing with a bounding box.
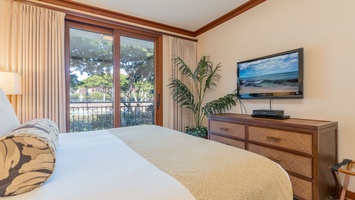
[70,101,154,132]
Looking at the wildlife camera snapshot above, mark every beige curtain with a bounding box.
[166,36,197,132]
[0,0,66,132]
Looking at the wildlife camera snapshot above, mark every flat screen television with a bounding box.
[237,48,304,99]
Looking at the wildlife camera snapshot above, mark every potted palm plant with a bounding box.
[168,56,238,138]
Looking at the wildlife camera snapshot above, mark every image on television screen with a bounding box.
[238,50,302,98]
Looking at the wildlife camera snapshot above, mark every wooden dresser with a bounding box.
[208,113,338,200]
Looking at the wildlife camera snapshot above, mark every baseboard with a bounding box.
[336,190,355,199]
[347,190,355,199]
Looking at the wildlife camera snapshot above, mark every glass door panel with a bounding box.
[120,36,155,127]
[69,28,114,132]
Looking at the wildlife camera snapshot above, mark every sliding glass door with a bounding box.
[68,27,114,132]
[119,36,155,127]
[66,22,162,132]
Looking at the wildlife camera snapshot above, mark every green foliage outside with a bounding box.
[70,113,114,132]
[70,93,80,101]
[70,74,82,92]
[85,92,111,101]
[70,105,154,132]
[121,104,154,127]
[69,35,155,103]
[68,33,155,132]
[81,75,113,99]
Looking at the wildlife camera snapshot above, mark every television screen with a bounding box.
[237,48,303,99]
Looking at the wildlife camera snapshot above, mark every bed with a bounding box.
[0,89,292,200]
[1,124,293,200]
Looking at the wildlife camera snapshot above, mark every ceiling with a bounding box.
[72,0,249,31]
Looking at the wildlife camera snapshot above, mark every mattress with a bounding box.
[6,125,293,200]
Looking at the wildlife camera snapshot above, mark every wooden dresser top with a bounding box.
[208,113,338,130]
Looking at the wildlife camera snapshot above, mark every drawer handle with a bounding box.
[219,127,229,131]
[268,156,282,163]
[266,136,282,141]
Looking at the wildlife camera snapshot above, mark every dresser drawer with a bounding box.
[290,175,312,200]
[209,134,245,149]
[209,120,245,139]
[248,144,312,178]
[208,114,338,200]
[248,126,312,154]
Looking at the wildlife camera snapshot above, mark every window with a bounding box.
[66,21,162,132]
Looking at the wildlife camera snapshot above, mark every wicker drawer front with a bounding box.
[209,134,245,149]
[248,126,312,154]
[290,175,312,200]
[249,144,312,178]
[209,120,245,139]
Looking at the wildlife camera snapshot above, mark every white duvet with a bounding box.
[7,130,196,200]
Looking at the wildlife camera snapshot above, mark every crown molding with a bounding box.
[36,0,195,37]
[194,0,266,36]
[25,0,266,38]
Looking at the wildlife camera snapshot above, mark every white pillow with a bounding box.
[0,88,20,135]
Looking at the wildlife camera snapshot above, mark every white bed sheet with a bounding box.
[7,130,196,200]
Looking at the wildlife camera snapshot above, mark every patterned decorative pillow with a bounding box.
[0,118,59,197]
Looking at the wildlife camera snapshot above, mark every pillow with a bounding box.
[0,88,20,135]
[0,118,59,197]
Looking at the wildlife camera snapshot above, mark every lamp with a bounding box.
[0,72,22,94]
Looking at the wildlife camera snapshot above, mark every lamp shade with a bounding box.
[0,72,22,94]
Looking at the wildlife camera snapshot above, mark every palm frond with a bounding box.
[202,93,237,116]
[194,56,211,82]
[168,78,195,111]
[172,57,194,78]
[204,63,222,91]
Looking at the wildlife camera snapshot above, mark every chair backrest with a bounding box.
[0,88,20,135]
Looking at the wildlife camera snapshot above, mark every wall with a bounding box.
[196,0,355,189]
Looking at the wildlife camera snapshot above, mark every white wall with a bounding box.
[196,0,355,189]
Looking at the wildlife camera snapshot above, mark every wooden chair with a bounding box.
[330,159,355,200]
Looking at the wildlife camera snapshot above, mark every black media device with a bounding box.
[237,48,304,99]
[253,109,284,116]
[251,114,290,120]
[251,109,290,120]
